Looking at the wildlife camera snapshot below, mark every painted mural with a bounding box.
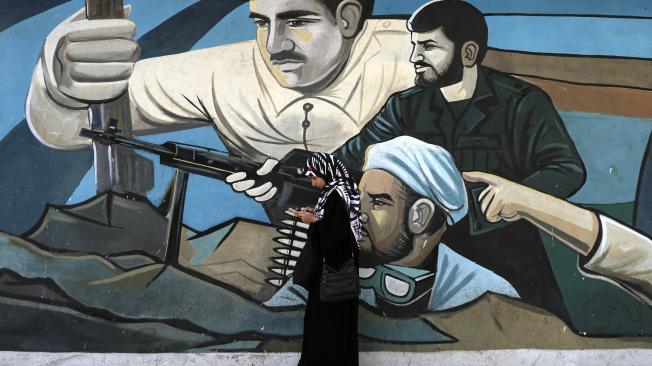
[0,0,651,354]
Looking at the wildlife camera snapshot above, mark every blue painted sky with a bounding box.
[375,0,652,16]
[486,16,652,57]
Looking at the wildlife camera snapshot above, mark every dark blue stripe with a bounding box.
[139,0,242,59]
[0,0,72,32]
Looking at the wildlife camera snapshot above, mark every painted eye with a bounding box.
[371,199,387,209]
[288,20,306,27]
[384,275,410,297]
[253,19,268,27]
[423,43,439,51]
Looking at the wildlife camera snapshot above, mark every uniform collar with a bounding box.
[455,65,496,134]
[471,65,497,103]
[426,65,496,136]
[253,19,387,117]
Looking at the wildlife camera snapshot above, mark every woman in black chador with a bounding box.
[295,152,362,366]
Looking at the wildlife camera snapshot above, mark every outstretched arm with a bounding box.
[463,171,598,254]
[464,171,652,305]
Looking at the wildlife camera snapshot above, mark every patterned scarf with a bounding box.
[304,153,362,247]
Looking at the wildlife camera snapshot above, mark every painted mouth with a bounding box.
[272,60,304,72]
[413,62,431,73]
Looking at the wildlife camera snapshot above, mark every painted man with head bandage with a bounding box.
[267,136,518,315]
[358,136,466,268]
[356,136,518,313]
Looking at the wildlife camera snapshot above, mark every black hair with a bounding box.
[244,0,375,33]
[408,0,488,62]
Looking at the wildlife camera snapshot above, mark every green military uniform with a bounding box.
[335,66,585,216]
[334,65,586,325]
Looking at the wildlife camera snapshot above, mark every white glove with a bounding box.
[41,6,138,107]
[226,159,279,202]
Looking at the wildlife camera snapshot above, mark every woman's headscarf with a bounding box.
[304,153,362,247]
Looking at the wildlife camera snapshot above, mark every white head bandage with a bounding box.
[363,136,468,225]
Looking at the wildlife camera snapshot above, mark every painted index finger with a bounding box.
[462,171,500,186]
[66,19,136,42]
[478,186,493,203]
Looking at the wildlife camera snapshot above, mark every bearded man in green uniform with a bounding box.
[333,0,586,325]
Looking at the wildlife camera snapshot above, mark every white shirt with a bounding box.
[27,19,414,159]
[582,215,652,305]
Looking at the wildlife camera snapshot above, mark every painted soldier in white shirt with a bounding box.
[464,171,652,306]
[26,0,413,180]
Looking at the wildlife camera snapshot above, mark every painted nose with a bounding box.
[409,46,423,64]
[267,24,293,55]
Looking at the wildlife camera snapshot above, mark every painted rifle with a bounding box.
[79,120,322,227]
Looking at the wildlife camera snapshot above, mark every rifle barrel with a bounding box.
[79,128,262,180]
[79,129,173,157]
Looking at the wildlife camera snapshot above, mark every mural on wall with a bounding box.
[0,0,651,353]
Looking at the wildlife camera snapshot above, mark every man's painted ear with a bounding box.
[337,0,363,38]
[408,198,436,235]
[461,40,479,67]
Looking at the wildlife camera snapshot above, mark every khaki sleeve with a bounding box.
[582,215,652,305]
[128,43,252,136]
[377,23,415,93]
[358,20,414,124]
[25,42,256,148]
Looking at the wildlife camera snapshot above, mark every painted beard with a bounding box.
[414,51,464,88]
[359,223,414,267]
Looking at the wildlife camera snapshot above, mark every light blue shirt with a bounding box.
[265,243,519,310]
